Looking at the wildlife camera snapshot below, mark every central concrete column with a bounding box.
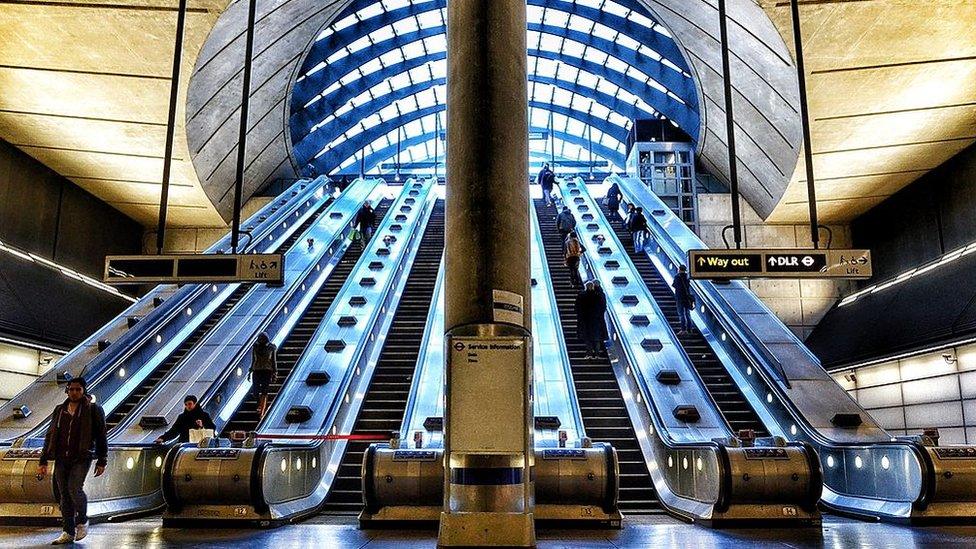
[441,0,533,546]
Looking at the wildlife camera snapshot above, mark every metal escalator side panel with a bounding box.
[399,259,446,448]
[0,177,332,444]
[529,202,586,447]
[322,200,445,515]
[555,179,730,442]
[110,177,384,444]
[255,181,437,519]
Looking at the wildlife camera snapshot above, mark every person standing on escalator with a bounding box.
[537,163,556,207]
[564,232,585,289]
[672,264,695,334]
[576,280,609,359]
[249,332,278,421]
[355,200,377,248]
[628,206,649,253]
[154,395,215,444]
[556,206,577,248]
[605,180,622,214]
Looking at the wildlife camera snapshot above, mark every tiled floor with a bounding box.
[2,515,975,548]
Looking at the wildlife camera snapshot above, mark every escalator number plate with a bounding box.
[393,451,437,461]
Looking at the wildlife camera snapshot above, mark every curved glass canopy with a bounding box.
[289,0,699,177]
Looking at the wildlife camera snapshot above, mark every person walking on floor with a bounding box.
[354,200,377,247]
[672,264,695,334]
[556,206,577,247]
[37,377,107,545]
[576,280,609,359]
[249,332,278,421]
[564,232,585,289]
[154,395,216,444]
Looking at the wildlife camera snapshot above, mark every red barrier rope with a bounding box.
[251,433,391,441]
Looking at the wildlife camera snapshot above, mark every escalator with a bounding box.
[598,203,767,437]
[104,204,331,430]
[533,199,660,515]
[321,200,444,515]
[221,199,393,435]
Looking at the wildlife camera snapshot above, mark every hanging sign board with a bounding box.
[104,254,284,285]
[689,249,871,280]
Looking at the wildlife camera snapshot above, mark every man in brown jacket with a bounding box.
[37,376,108,544]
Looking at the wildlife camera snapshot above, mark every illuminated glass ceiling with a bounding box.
[289,0,699,176]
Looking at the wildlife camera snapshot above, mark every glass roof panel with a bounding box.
[292,0,698,176]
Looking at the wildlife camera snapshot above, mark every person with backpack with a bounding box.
[564,232,585,288]
[37,377,107,544]
[249,332,278,421]
[556,206,577,246]
[629,206,649,253]
[672,264,695,334]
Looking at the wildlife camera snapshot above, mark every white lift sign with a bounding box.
[689,249,872,280]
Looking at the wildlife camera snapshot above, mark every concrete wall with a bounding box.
[831,341,976,445]
[852,141,976,283]
[0,342,61,405]
[696,193,852,340]
[142,196,272,253]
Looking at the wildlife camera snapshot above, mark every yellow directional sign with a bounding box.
[104,253,284,285]
[689,249,871,280]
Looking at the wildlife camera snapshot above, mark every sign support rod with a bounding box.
[231,0,258,254]
[155,0,188,255]
[717,0,742,249]
[790,0,821,249]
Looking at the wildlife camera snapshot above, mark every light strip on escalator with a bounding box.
[0,239,136,302]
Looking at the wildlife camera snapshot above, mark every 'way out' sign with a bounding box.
[688,249,871,280]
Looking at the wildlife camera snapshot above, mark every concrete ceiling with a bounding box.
[760,0,976,223]
[0,0,974,227]
[0,0,229,227]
